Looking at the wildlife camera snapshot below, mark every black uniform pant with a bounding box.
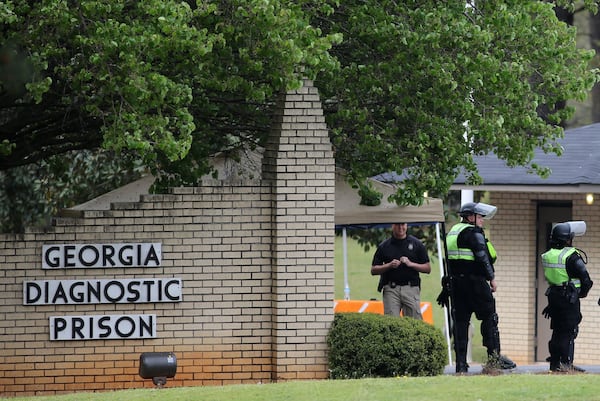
[547,287,582,366]
[451,274,501,365]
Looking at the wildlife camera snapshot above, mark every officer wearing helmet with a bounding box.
[541,221,593,372]
[443,202,516,373]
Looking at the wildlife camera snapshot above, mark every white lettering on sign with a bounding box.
[42,243,161,269]
[23,278,182,305]
[49,314,156,341]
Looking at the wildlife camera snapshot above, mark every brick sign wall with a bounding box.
[0,80,336,397]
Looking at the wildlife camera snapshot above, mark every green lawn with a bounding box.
[334,235,488,363]
[7,375,600,401]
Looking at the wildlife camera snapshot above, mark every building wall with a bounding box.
[0,80,336,397]
[488,191,600,365]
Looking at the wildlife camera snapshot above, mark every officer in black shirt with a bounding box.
[371,223,431,319]
[445,202,515,374]
[542,221,593,372]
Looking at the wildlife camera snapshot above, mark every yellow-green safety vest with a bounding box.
[487,240,497,264]
[447,223,497,263]
[447,223,475,260]
[542,247,581,287]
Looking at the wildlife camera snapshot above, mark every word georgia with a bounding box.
[42,243,161,269]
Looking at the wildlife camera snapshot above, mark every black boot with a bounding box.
[486,351,516,370]
[455,361,469,374]
[551,363,585,373]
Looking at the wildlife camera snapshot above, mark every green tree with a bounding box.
[315,0,599,205]
[0,0,340,232]
[0,150,144,233]
[0,0,340,186]
[1,0,599,233]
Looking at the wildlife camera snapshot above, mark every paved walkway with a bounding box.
[443,363,600,375]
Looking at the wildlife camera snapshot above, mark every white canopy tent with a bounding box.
[334,172,452,363]
[335,174,445,227]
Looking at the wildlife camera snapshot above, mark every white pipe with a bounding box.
[461,189,473,204]
[342,227,350,300]
[436,222,453,365]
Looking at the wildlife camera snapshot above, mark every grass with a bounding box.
[7,375,600,401]
[334,235,488,363]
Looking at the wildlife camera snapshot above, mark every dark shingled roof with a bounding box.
[454,122,600,186]
[375,123,600,191]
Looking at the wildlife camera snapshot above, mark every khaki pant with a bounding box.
[382,284,422,319]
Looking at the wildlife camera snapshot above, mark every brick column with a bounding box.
[262,79,336,380]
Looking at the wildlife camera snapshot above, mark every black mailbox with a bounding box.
[139,352,177,387]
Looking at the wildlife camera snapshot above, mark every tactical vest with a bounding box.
[447,223,476,261]
[542,247,581,287]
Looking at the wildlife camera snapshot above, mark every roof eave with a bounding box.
[450,183,600,193]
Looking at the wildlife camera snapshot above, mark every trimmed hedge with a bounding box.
[327,313,447,379]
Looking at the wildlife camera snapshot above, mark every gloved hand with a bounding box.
[436,276,452,307]
[567,282,578,304]
[436,288,449,308]
[542,305,552,319]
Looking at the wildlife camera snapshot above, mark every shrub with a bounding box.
[327,312,447,379]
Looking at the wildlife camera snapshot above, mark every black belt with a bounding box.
[548,285,569,293]
[451,273,486,279]
[389,280,419,288]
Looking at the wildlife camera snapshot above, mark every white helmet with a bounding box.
[459,202,497,220]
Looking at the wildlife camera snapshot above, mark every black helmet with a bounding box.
[459,202,478,217]
[550,223,574,243]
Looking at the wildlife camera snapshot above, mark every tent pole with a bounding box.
[436,222,453,366]
[343,227,350,300]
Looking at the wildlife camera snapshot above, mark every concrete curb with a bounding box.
[444,363,600,375]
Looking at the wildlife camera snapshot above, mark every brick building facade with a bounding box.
[0,80,336,397]
[485,192,600,365]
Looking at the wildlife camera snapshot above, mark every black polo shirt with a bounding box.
[372,234,429,286]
